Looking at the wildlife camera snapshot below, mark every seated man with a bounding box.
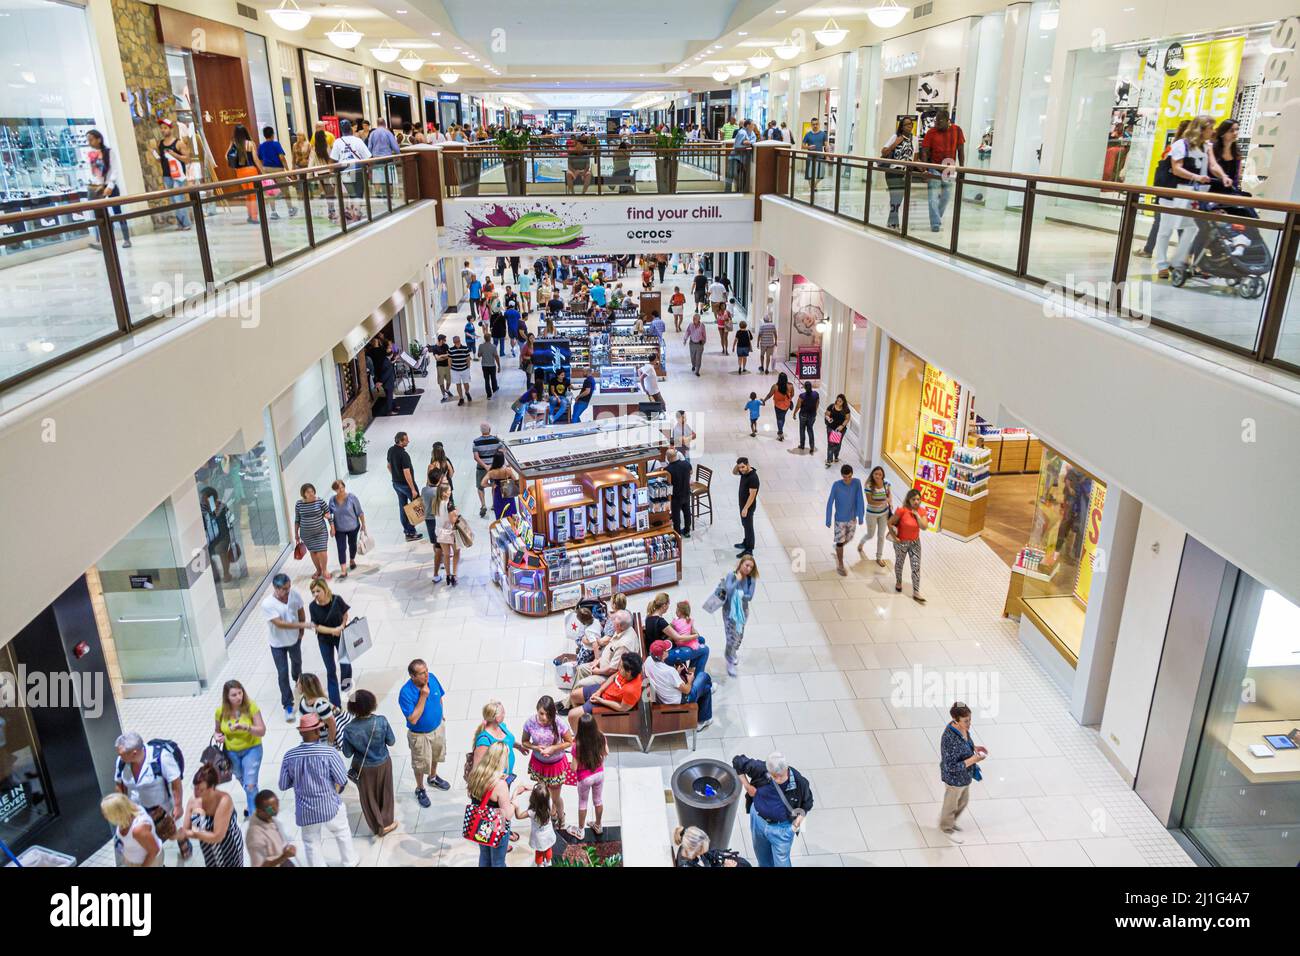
[566,653,644,735]
[644,639,713,731]
[565,610,639,697]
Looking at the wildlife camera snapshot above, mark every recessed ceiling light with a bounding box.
[430,32,441,36]
[775,8,786,13]
[739,31,748,36]
[395,8,407,13]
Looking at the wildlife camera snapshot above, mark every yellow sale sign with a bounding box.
[1073,481,1108,604]
[1145,37,1245,185]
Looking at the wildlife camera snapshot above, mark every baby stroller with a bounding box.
[1169,199,1272,299]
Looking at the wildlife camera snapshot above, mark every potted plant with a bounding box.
[654,127,685,194]
[494,127,534,195]
[344,428,369,475]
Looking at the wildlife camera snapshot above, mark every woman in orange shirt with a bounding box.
[669,287,687,332]
[888,489,930,603]
[761,371,795,442]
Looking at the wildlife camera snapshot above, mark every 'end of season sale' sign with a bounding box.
[913,432,955,526]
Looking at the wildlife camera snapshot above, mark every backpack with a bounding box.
[116,739,185,783]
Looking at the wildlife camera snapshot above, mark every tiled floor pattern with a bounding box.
[88,260,1195,868]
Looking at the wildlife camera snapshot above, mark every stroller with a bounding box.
[1169,198,1272,299]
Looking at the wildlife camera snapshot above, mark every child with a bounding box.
[464,316,477,357]
[518,782,556,866]
[257,125,298,219]
[565,606,601,665]
[669,600,710,672]
[571,713,607,840]
[745,392,762,437]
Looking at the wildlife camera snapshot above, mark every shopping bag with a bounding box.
[403,498,426,527]
[341,616,373,662]
[553,654,577,691]
[261,178,281,197]
[828,428,844,445]
[357,530,374,555]
[702,581,726,614]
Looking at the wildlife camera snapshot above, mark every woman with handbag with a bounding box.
[85,129,131,248]
[429,441,456,507]
[521,695,574,834]
[294,483,334,581]
[938,701,987,841]
[713,555,758,677]
[823,394,851,467]
[423,465,452,581]
[307,578,352,704]
[296,671,350,749]
[226,124,262,224]
[212,679,265,818]
[342,689,398,836]
[327,479,367,579]
[464,742,530,867]
[882,116,914,230]
[434,506,468,587]
[483,451,521,519]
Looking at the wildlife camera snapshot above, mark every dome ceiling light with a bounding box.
[866,0,909,29]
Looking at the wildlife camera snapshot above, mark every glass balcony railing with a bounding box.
[773,150,1300,374]
[0,154,419,395]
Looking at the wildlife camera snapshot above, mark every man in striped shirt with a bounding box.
[472,423,501,518]
[449,335,473,406]
[278,713,358,867]
[756,314,778,374]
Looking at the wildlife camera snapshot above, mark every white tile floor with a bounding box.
[86,259,1194,868]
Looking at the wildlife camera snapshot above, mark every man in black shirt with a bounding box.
[387,431,422,541]
[794,382,820,454]
[448,335,473,406]
[431,334,452,402]
[367,335,396,416]
[692,269,708,313]
[548,293,564,315]
[665,448,693,538]
[732,457,760,555]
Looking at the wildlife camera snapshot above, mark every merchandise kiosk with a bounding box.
[490,418,681,616]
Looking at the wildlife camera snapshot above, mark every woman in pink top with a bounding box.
[521,695,573,831]
[570,713,607,839]
[666,599,709,672]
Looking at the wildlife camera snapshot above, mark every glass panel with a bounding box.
[869,163,907,229]
[201,183,267,282]
[802,152,833,211]
[845,312,869,415]
[838,161,867,220]
[954,179,1023,272]
[0,643,56,847]
[906,173,954,248]
[881,339,925,480]
[1026,188,1118,294]
[305,170,343,242]
[390,159,408,205]
[120,208,208,325]
[1276,244,1300,368]
[1182,582,1300,866]
[264,173,311,260]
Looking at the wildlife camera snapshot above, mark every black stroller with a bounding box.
[1169,196,1272,299]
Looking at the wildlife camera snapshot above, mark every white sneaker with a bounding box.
[942,829,964,843]
[697,718,713,731]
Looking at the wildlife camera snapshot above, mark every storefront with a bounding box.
[303,50,373,131]
[377,72,415,132]
[877,18,973,150]
[333,282,426,436]
[420,84,460,132]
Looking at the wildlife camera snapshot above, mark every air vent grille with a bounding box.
[236,3,258,20]
[914,2,933,18]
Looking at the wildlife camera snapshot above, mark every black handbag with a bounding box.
[201,736,233,784]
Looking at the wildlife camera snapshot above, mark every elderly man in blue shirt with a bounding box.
[728,119,758,193]
[732,751,813,867]
[826,463,864,577]
[367,119,401,198]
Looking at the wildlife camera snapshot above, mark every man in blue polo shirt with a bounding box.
[468,274,483,314]
[590,282,607,308]
[825,464,864,577]
[732,751,813,868]
[398,658,449,808]
[504,303,522,356]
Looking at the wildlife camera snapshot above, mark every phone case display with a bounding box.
[941,446,990,541]
[488,420,682,615]
[647,475,671,520]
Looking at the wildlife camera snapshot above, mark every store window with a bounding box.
[880,339,926,480]
[845,312,870,415]
[195,417,287,635]
[245,32,278,140]
[0,0,107,212]
[1008,1,1056,184]
[1182,582,1300,866]
[0,643,56,848]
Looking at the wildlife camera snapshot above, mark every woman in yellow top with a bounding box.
[213,678,266,818]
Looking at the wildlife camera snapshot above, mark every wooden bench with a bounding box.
[636,611,699,752]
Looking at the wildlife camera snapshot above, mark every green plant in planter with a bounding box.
[344,428,368,458]
[494,128,535,151]
[555,844,623,867]
[408,340,424,361]
[655,127,686,150]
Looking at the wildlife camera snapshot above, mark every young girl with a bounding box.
[517,784,556,866]
[571,713,607,840]
[435,506,466,587]
[745,392,762,437]
[667,599,709,671]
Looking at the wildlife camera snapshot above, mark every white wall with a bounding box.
[1098,506,1189,780]
[757,197,1300,608]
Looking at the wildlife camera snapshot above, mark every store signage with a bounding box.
[913,432,955,527]
[0,783,28,825]
[321,115,341,138]
[218,108,247,125]
[442,195,755,253]
[884,52,920,75]
[797,346,822,380]
[800,73,828,91]
[1250,17,1300,189]
[1073,481,1108,604]
[1145,36,1244,185]
[384,76,412,94]
[438,91,461,102]
[917,362,961,439]
[129,574,154,590]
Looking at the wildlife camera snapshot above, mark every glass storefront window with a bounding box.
[845,312,869,415]
[1182,582,1300,866]
[0,643,56,847]
[881,339,925,480]
[196,417,288,635]
[245,32,278,140]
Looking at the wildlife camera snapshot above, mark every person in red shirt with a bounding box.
[888,489,931,603]
[568,653,644,734]
[918,109,966,233]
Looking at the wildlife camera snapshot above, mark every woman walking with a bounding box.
[857,466,893,566]
[295,483,333,579]
[429,441,456,508]
[180,764,245,867]
[212,678,265,818]
[889,489,930,603]
[101,793,163,867]
[465,742,527,867]
[307,577,352,705]
[824,394,851,466]
[434,505,469,586]
[307,129,337,221]
[343,689,399,836]
[570,713,607,840]
[296,671,350,747]
[85,129,131,247]
[882,116,915,229]
[938,702,987,841]
[716,556,758,677]
[483,451,521,520]
[734,321,753,374]
[227,124,262,224]
[422,462,452,574]
[522,695,573,833]
[327,479,366,578]
[761,372,795,442]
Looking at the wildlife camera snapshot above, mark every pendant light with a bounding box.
[748,49,773,69]
[370,39,400,63]
[325,19,363,50]
[813,18,848,46]
[867,0,909,28]
[712,68,730,83]
[439,70,460,85]
[727,62,747,77]
[266,0,310,31]
[774,37,801,60]
[398,52,425,72]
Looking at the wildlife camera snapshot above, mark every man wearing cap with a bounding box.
[261,573,311,723]
[399,658,451,809]
[644,639,713,731]
[278,712,358,867]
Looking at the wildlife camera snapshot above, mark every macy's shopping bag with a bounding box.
[339,616,373,663]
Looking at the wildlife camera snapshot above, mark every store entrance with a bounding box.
[385,91,413,131]
[314,80,364,127]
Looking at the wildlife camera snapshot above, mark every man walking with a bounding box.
[683,313,707,376]
[692,268,709,315]
[708,274,728,319]
[504,301,522,356]
[467,272,483,315]
[387,431,422,541]
[728,119,757,193]
[666,447,693,539]
[477,332,499,398]
[794,381,820,454]
[400,659,451,808]
[918,108,966,232]
[449,335,473,405]
[638,360,663,408]
[826,464,864,576]
[472,423,501,518]
[732,751,813,868]
[114,732,193,861]
[431,333,452,402]
[756,311,778,374]
[278,713,358,867]
[732,457,760,555]
[261,572,311,722]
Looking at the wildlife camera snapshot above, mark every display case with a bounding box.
[0,120,97,255]
[941,445,990,541]
[489,418,682,616]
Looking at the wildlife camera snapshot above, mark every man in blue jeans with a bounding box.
[386,431,423,541]
[645,640,713,731]
[732,751,813,867]
[918,109,966,233]
[260,574,311,722]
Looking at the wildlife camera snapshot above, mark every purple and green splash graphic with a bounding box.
[463,205,588,250]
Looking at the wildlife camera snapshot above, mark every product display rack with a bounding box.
[941,445,990,541]
[969,420,1043,474]
[489,418,681,616]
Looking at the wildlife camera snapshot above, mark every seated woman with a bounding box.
[672,825,748,867]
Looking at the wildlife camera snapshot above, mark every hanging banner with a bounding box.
[916,362,961,442]
[1144,36,1245,185]
[1073,480,1108,604]
[913,432,954,527]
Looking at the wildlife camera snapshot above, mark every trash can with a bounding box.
[671,757,742,852]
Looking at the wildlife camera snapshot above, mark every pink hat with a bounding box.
[648,639,673,659]
[298,712,322,732]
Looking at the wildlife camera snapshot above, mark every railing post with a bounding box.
[385,160,393,214]
[363,164,373,221]
[301,171,316,248]
[189,187,215,288]
[96,206,132,333]
[949,170,964,254]
[336,169,348,233]
[1256,211,1298,362]
[900,167,912,238]
[1110,189,1140,317]
[255,181,273,267]
[863,161,872,226]
[1015,180,1036,276]
[833,157,842,215]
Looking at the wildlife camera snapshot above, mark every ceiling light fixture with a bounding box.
[266,0,310,31]
[370,39,400,63]
[399,52,424,71]
[439,69,460,84]
[748,49,773,69]
[774,36,801,59]
[325,19,363,50]
[726,62,747,76]
[712,68,730,82]
[867,0,909,28]
[1039,0,1059,30]
[813,18,848,46]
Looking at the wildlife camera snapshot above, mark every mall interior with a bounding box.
[0,0,1298,870]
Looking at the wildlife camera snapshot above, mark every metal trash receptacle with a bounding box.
[671,758,742,852]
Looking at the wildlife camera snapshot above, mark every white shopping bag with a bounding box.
[357,530,375,555]
[340,616,373,663]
